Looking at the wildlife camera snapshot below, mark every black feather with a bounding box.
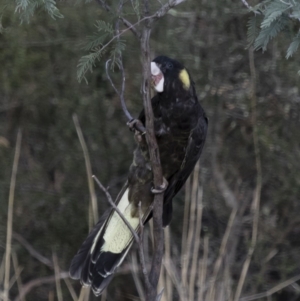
[69,209,111,280]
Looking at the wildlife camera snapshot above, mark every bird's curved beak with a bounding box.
[151,62,164,92]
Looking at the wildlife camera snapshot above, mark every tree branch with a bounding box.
[239,274,300,301]
[140,11,165,301]
[92,175,152,291]
[100,0,187,299]
[13,272,69,301]
[233,46,262,301]
[13,232,53,268]
[94,0,141,39]
[92,175,140,244]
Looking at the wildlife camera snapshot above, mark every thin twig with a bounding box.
[140,15,165,301]
[240,0,253,10]
[233,46,262,301]
[140,1,188,300]
[197,236,209,301]
[131,253,145,301]
[94,0,141,38]
[181,177,191,287]
[105,59,146,133]
[0,255,5,285]
[4,129,22,301]
[78,287,90,301]
[13,272,69,301]
[63,277,78,301]
[189,182,203,301]
[92,175,140,243]
[185,162,200,296]
[163,257,187,301]
[13,232,53,268]
[208,207,238,301]
[52,253,63,301]
[239,274,300,301]
[138,201,144,240]
[138,201,151,289]
[12,251,25,301]
[93,175,152,292]
[105,59,130,121]
[100,289,107,301]
[92,0,187,69]
[164,227,172,301]
[73,114,98,228]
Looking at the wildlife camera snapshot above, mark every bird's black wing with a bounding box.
[138,97,207,226]
[162,114,208,226]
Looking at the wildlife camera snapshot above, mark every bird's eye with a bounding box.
[167,63,173,69]
[166,62,173,69]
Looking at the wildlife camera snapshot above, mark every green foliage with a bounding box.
[247,15,260,47]
[77,49,105,83]
[286,31,300,58]
[14,0,63,23]
[110,39,126,69]
[260,0,289,28]
[247,0,300,58]
[131,0,141,20]
[83,33,109,51]
[254,16,287,51]
[77,19,126,82]
[95,20,114,34]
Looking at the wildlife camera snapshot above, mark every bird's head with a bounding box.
[151,56,191,94]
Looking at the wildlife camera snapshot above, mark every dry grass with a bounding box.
[4,130,22,301]
[1,110,295,301]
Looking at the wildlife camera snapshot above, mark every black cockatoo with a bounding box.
[69,56,208,295]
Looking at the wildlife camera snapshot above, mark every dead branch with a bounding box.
[99,0,188,299]
[239,274,300,301]
[13,272,69,301]
[73,114,98,228]
[92,174,152,293]
[233,46,262,301]
[140,16,165,301]
[4,129,22,301]
[92,175,140,243]
[13,232,53,268]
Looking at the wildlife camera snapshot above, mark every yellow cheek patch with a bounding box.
[179,69,190,90]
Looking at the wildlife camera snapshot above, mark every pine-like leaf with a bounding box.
[95,20,114,34]
[15,0,63,22]
[247,15,260,47]
[15,0,37,23]
[43,0,63,19]
[261,0,289,28]
[77,50,103,83]
[109,39,126,70]
[131,0,140,19]
[82,33,108,51]
[254,17,287,51]
[289,3,300,19]
[286,32,300,59]
[15,0,30,13]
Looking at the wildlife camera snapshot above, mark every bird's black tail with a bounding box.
[69,186,146,296]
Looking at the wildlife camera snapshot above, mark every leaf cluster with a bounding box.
[247,0,300,58]
[14,0,63,23]
[77,19,126,83]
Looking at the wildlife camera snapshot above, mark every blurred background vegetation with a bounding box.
[1,0,300,300]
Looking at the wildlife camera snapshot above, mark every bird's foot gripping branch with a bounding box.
[127,118,146,135]
[151,177,168,194]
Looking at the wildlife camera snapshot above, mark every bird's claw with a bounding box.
[151,177,168,194]
[127,119,146,135]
